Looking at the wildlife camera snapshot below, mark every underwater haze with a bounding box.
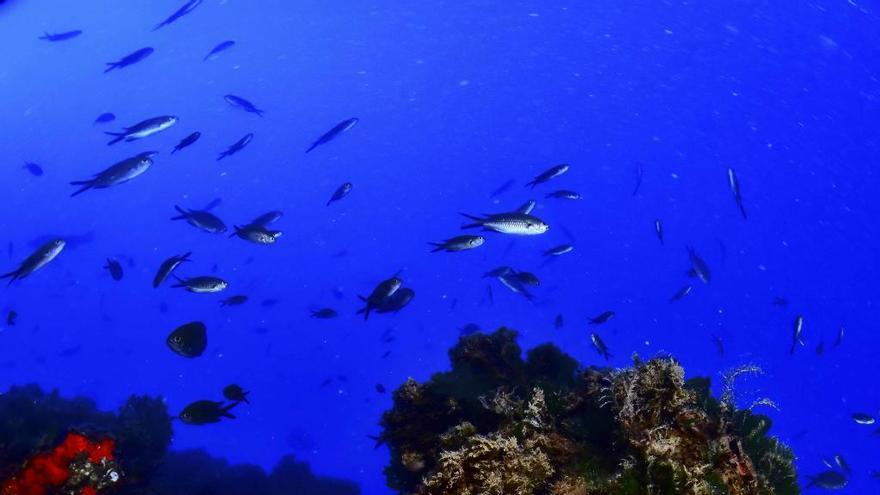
[1,0,879,493]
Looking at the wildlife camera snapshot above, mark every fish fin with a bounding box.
[255,109,265,117]
[39,32,49,40]
[179,252,192,262]
[459,213,484,229]
[1,270,17,282]
[428,243,445,253]
[170,205,188,220]
[738,202,748,220]
[305,142,318,153]
[357,295,367,302]
[170,147,178,154]
[170,274,185,287]
[103,63,118,73]
[105,134,125,145]
[220,402,237,419]
[216,151,228,161]
[525,180,538,189]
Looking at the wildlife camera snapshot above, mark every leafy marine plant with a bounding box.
[380,329,799,495]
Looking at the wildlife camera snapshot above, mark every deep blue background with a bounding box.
[1,0,878,492]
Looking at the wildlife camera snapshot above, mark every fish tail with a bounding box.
[170,206,188,221]
[69,181,94,197]
[255,109,265,117]
[105,132,125,145]
[305,143,318,153]
[170,274,185,288]
[738,201,748,220]
[1,270,17,283]
[103,63,118,74]
[216,151,228,161]
[220,402,237,419]
[525,180,538,189]
[242,393,250,404]
[428,243,445,253]
[459,213,484,229]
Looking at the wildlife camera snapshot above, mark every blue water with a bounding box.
[1,0,879,492]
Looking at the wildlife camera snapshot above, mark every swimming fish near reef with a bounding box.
[104,258,123,281]
[106,116,178,145]
[171,206,227,234]
[327,182,353,206]
[526,164,569,189]
[217,133,253,160]
[166,321,207,358]
[591,332,612,360]
[70,152,157,197]
[1,239,65,285]
[460,212,549,235]
[172,275,228,293]
[357,276,402,320]
[589,311,615,325]
[153,252,191,288]
[104,47,154,73]
[306,118,359,153]
[204,40,235,61]
[179,400,236,425]
[429,235,484,253]
[39,30,82,42]
[172,131,201,154]
[790,315,805,355]
[804,470,847,490]
[223,384,250,404]
[224,95,264,117]
[231,224,282,244]
[154,0,203,31]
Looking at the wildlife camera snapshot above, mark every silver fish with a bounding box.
[172,275,228,293]
[429,235,484,253]
[461,212,549,235]
[106,116,178,145]
[70,152,157,197]
[1,239,65,284]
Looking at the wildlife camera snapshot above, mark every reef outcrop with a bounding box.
[380,328,798,495]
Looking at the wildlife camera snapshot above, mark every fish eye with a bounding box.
[173,336,182,343]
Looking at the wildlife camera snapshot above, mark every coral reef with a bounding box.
[380,329,799,495]
[0,385,359,495]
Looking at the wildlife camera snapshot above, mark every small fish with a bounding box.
[459,323,481,336]
[790,315,805,355]
[171,206,227,234]
[375,384,386,394]
[632,163,644,196]
[375,288,415,314]
[834,454,850,474]
[306,118,359,153]
[727,168,747,219]
[483,266,514,279]
[106,116,178,145]
[327,182,353,206]
[39,30,83,42]
[224,95,264,117]
[497,272,534,301]
[217,133,253,160]
[166,321,207,358]
[554,314,563,329]
[104,47,154,73]
[515,200,537,215]
[489,179,515,198]
[460,212,549,235]
[310,308,338,319]
[357,276,402,320]
[104,258,123,281]
[6,311,17,326]
[204,40,235,61]
[94,112,115,124]
[712,335,725,358]
[219,295,248,307]
[773,297,789,308]
[153,252,191,288]
[852,412,876,425]
[589,311,615,325]
[543,244,573,257]
[231,224,282,244]
[179,400,236,425]
[1,239,65,285]
[22,162,43,176]
[172,131,201,154]
[804,471,847,490]
[654,219,663,245]
[545,190,582,200]
[250,211,283,226]
[513,271,540,287]
[669,284,692,302]
[429,235,484,253]
[590,332,612,360]
[223,384,250,404]
[686,246,711,284]
[833,327,844,348]
[172,275,228,293]
[70,152,158,197]
[154,0,203,30]
[525,164,569,189]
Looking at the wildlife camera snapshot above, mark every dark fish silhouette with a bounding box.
[70,152,157,197]
[310,308,338,319]
[104,258,123,281]
[219,295,248,307]
[669,284,692,302]
[154,0,203,31]
[790,315,805,355]
[6,310,17,326]
[153,252,191,288]
[171,205,227,233]
[223,384,250,404]
[167,321,207,358]
[654,219,663,245]
[249,211,283,227]
[105,47,154,73]
[590,332,612,360]
[327,182,353,206]
[686,246,711,284]
[589,311,615,325]
[204,40,235,61]
[172,131,201,153]
[1,240,65,285]
[179,400,236,425]
[22,162,43,176]
[554,314,563,328]
[217,133,253,160]
[357,276,402,320]
[375,288,415,314]
[39,30,82,42]
[106,116,178,145]
[94,112,115,124]
[306,118,359,153]
[632,163,644,196]
[727,168,747,219]
[525,164,569,189]
[224,95,264,116]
